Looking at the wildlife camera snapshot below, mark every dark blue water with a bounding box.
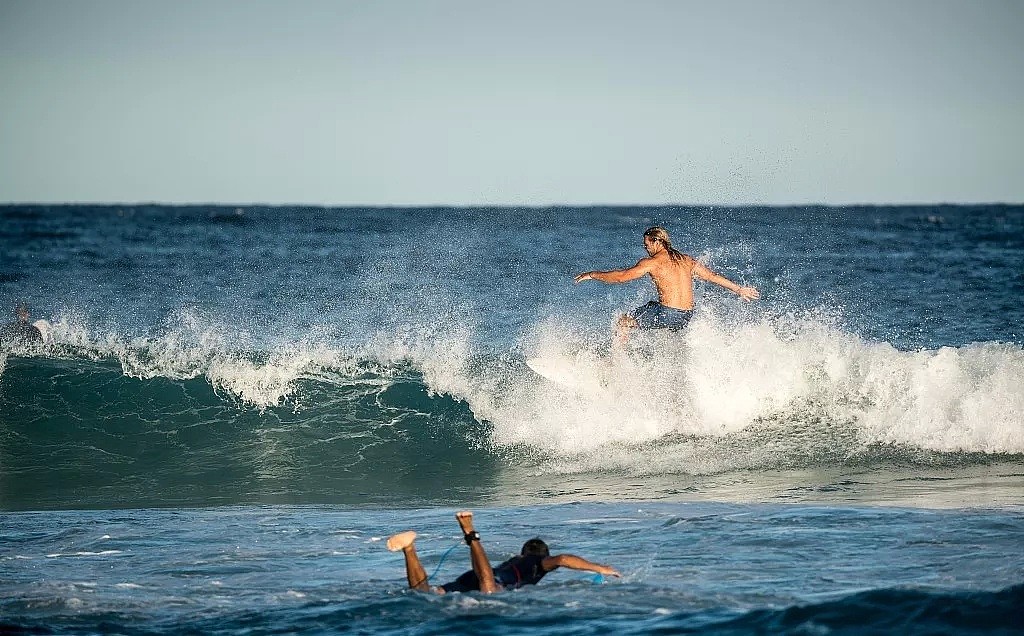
[2,504,1022,635]
[1,205,1022,633]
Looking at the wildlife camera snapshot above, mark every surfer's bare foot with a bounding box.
[455,511,475,534]
[386,530,417,552]
[614,314,636,348]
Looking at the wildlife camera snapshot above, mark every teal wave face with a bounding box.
[0,357,494,510]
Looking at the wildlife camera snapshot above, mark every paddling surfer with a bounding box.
[386,510,619,594]
[575,227,760,343]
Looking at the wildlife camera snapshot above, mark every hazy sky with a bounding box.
[1,0,1022,205]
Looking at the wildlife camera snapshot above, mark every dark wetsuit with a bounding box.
[440,555,549,593]
[0,322,43,347]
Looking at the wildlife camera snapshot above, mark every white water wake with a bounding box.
[433,310,1024,471]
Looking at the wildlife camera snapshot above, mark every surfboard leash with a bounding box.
[427,544,461,582]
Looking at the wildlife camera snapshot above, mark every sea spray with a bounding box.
[456,308,1024,472]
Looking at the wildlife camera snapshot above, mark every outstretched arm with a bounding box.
[575,258,653,285]
[692,261,760,301]
[542,554,621,577]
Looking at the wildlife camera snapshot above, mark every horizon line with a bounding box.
[2,200,1022,209]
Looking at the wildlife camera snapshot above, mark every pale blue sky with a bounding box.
[1,0,1021,205]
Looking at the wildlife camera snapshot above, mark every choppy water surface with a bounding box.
[1,204,1022,633]
[2,504,1022,634]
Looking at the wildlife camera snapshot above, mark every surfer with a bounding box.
[0,302,43,347]
[386,510,620,594]
[575,226,760,342]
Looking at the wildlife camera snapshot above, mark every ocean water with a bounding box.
[1,204,1022,634]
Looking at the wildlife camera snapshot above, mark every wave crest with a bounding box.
[7,306,1024,466]
[450,310,1024,469]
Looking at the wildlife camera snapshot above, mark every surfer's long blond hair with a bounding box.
[643,227,685,261]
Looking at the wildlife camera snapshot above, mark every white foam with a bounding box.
[418,309,1024,472]
[45,550,124,558]
[37,308,378,408]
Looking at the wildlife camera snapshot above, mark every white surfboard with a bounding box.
[526,356,604,393]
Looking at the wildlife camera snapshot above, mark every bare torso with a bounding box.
[574,238,759,317]
[647,251,697,310]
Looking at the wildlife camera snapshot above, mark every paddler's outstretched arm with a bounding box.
[541,554,621,577]
[692,261,760,301]
[574,258,654,284]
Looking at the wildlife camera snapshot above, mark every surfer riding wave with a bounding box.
[575,227,760,343]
